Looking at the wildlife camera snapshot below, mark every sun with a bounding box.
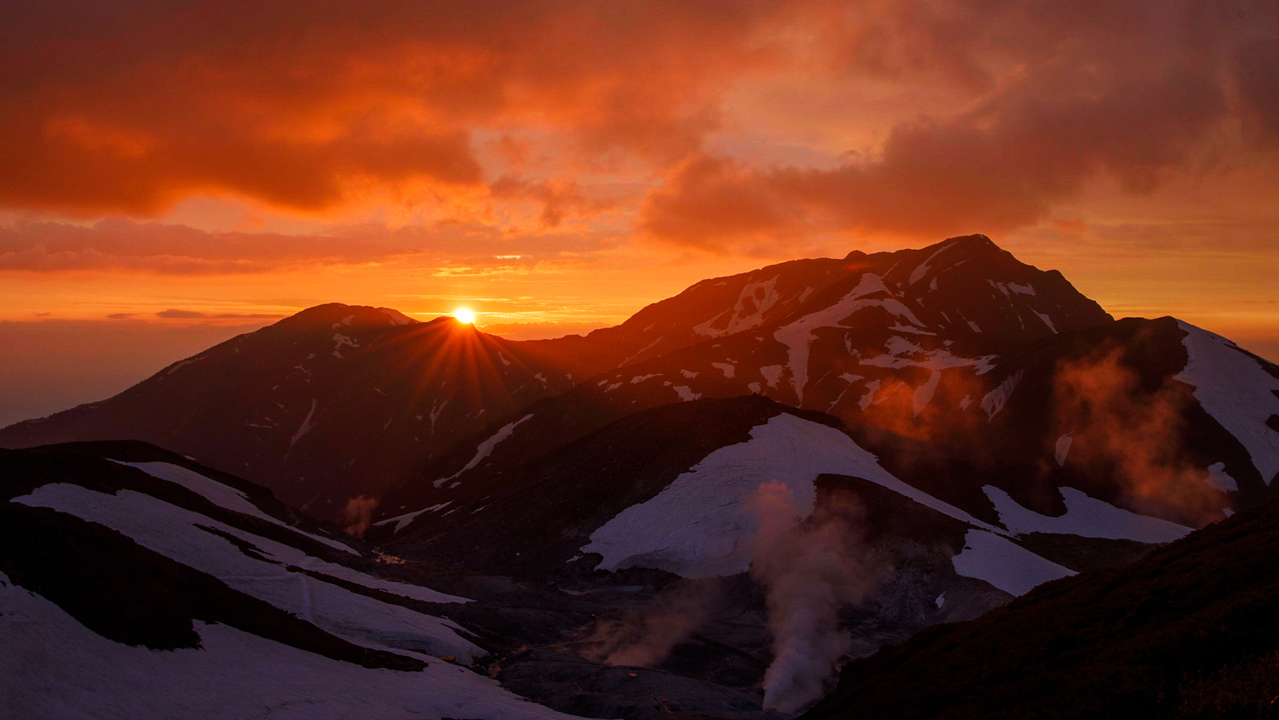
[453,308,475,324]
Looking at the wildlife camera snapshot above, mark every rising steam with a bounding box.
[1053,345,1224,523]
[750,480,886,714]
[339,494,378,537]
[579,579,723,668]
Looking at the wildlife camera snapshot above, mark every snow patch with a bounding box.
[116,461,355,555]
[290,399,318,448]
[673,386,701,402]
[759,365,784,389]
[711,362,736,378]
[979,371,1023,420]
[583,414,1003,578]
[913,371,942,416]
[1204,462,1239,493]
[0,574,574,720]
[1175,321,1279,484]
[774,274,916,401]
[983,486,1192,544]
[692,275,781,337]
[1035,311,1058,333]
[14,485,478,659]
[434,414,534,487]
[1055,434,1073,466]
[909,242,958,285]
[951,529,1075,597]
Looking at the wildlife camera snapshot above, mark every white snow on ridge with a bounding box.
[983,486,1193,544]
[693,276,782,337]
[1175,321,1279,484]
[290,398,318,448]
[909,242,957,285]
[115,461,356,555]
[582,413,1003,579]
[1034,311,1058,333]
[980,370,1023,420]
[434,414,534,487]
[673,385,701,402]
[372,502,451,534]
[14,485,476,660]
[774,274,922,402]
[0,572,579,720]
[951,529,1075,597]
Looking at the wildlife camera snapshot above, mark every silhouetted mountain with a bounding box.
[0,304,576,520]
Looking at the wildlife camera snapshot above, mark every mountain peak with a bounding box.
[277,303,417,331]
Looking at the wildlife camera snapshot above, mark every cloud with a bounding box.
[638,1,1277,251]
[0,1,797,215]
[155,309,280,320]
[643,61,1234,249]
[0,218,619,274]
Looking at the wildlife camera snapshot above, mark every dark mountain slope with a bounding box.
[801,498,1279,720]
[0,441,587,719]
[0,304,576,520]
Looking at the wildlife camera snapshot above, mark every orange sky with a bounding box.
[2,1,1278,423]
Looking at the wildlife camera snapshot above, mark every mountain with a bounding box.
[377,395,1175,586]
[6,233,1279,717]
[800,497,1279,720]
[0,303,577,521]
[0,440,831,719]
[378,393,1212,713]
[4,234,1275,540]
[0,441,583,719]
[523,234,1110,379]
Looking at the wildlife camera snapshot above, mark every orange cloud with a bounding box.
[642,64,1234,250]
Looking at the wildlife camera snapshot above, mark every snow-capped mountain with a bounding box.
[6,233,1279,718]
[378,395,1189,596]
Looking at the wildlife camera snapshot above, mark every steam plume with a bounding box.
[339,494,378,537]
[580,579,722,668]
[750,481,885,714]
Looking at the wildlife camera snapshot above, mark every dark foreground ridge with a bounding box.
[802,498,1279,720]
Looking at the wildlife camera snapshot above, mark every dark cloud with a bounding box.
[0,0,791,214]
[641,1,1278,250]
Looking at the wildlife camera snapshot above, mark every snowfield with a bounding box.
[1176,321,1279,484]
[950,529,1076,597]
[0,572,586,720]
[14,484,477,657]
[582,412,1001,578]
[983,485,1194,544]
